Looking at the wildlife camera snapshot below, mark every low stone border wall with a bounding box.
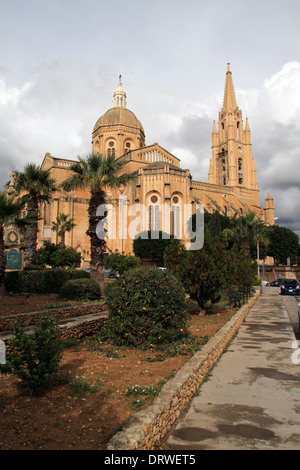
[107,288,261,450]
[0,302,106,332]
[1,311,108,353]
[59,312,108,341]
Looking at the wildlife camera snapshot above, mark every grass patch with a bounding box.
[67,376,98,398]
[125,371,176,409]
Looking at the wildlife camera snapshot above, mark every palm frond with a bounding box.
[14,163,57,199]
[0,192,26,227]
[60,153,135,196]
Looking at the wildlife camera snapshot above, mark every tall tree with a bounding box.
[266,225,299,266]
[51,213,75,247]
[227,211,269,261]
[0,192,25,294]
[61,153,135,289]
[14,164,56,268]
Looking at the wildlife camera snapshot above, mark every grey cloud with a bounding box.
[0,60,114,188]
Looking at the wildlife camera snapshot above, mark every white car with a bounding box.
[261,280,269,287]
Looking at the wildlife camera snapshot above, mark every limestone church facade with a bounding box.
[16,64,274,268]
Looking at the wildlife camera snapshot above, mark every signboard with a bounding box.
[5,249,22,270]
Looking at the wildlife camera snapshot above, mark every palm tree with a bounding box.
[249,214,269,278]
[0,192,25,294]
[14,164,56,268]
[61,153,135,289]
[231,211,269,276]
[51,213,75,247]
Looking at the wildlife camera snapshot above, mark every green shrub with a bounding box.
[253,276,262,286]
[50,247,81,268]
[165,236,257,310]
[6,314,63,393]
[4,270,20,293]
[36,241,58,267]
[165,238,228,310]
[104,266,187,347]
[133,231,174,260]
[37,242,81,268]
[59,278,101,301]
[5,268,89,294]
[104,251,141,275]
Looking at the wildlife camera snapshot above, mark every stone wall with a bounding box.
[1,306,108,353]
[0,302,107,333]
[107,289,260,450]
[58,312,108,341]
[3,312,108,353]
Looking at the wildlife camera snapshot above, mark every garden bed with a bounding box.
[0,294,74,317]
[0,295,106,333]
[0,296,236,450]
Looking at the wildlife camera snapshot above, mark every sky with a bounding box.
[0,0,300,237]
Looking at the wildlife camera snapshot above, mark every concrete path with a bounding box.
[166,288,300,450]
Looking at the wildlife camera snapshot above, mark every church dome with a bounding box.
[93,106,145,135]
[93,75,145,136]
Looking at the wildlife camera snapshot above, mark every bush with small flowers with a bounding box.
[104,266,187,348]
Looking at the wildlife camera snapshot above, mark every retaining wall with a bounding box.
[1,309,108,352]
[0,302,106,332]
[107,288,260,450]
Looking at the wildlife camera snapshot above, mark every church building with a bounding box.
[11,64,275,269]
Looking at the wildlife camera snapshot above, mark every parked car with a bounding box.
[85,268,118,278]
[280,279,299,296]
[261,280,269,287]
[270,279,285,287]
[104,268,118,278]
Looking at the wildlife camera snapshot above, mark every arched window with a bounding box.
[171,206,182,238]
[149,195,159,231]
[107,141,115,158]
[149,204,159,231]
[237,121,240,140]
[222,159,226,185]
[124,141,131,153]
[222,123,225,141]
[44,203,50,226]
[171,196,182,239]
[238,158,243,184]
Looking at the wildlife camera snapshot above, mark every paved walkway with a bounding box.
[166,288,300,450]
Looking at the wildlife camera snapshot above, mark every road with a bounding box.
[281,291,300,339]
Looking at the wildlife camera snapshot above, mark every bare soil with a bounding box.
[0,294,81,317]
[0,294,236,450]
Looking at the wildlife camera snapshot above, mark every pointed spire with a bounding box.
[113,74,127,108]
[212,120,217,134]
[245,117,250,132]
[222,62,237,111]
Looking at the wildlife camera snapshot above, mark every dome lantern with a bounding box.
[113,74,127,108]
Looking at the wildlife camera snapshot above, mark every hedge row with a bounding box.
[5,269,89,294]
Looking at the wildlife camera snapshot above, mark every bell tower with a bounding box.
[208,63,258,191]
